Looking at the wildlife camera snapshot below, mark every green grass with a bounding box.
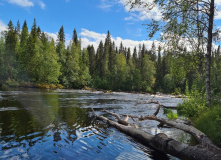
[194,106,221,146]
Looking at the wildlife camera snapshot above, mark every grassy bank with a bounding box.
[177,91,221,147]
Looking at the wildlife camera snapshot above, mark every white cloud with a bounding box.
[80,29,106,49]
[99,0,118,10]
[119,0,162,21]
[80,28,159,51]
[45,32,57,41]
[8,0,34,7]
[7,0,46,9]
[214,0,221,19]
[0,20,7,33]
[215,10,221,19]
[37,1,46,9]
[120,0,221,20]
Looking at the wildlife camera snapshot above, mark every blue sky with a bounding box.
[0,0,221,50]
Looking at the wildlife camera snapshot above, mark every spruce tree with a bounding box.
[126,47,131,64]
[95,41,104,77]
[73,28,78,45]
[150,42,157,62]
[4,20,19,80]
[57,25,65,43]
[87,45,96,76]
[16,20,21,37]
[19,20,29,81]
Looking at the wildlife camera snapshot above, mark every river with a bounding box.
[0,88,188,159]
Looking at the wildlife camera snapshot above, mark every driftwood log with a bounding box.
[91,100,221,160]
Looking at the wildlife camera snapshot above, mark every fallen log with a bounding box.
[91,99,221,160]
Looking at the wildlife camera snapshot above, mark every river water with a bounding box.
[0,88,187,160]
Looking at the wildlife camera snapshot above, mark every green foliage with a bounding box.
[141,55,156,92]
[1,18,218,96]
[6,78,19,86]
[172,88,181,95]
[194,106,221,146]
[166,109,178,120]
[56,84,64,89]
[78,48,91,87]
[163,74,175,93]
[177,90,206,118]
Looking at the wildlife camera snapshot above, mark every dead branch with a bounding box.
[153,101,161,116]
[92,108,221,160]
[103,110,138,128]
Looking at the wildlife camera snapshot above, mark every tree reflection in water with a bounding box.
[0,88,183,159]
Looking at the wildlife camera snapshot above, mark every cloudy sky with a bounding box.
[0,0,221,50]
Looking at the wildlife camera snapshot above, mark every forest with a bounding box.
[1,18,221,147]
[1,0,221,159]
[1,19,221,96]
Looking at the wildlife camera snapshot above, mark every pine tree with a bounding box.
[37,26,41,38]
[27,19,41,82]
[63,37,81,88]
[73,28,78,44]
[18,20,29,81]
[4,20,19,80]
[16,20,21,37]
[155,45,162,91]
[95,41,104,77]
[30,18,38,42]
[57,25,65,43]
[102,46,109,78]
[126,47,131,64]
[56,26,66,84]
[79,48,91,86]
[150,41,157,62]
[87,45,96,76]
[0,36,6,83]
[119,42,124,54]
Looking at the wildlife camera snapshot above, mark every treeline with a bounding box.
[1,19,221,94]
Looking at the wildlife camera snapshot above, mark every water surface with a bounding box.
[0,88,186,159]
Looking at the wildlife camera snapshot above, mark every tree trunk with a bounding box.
[93,112,221,160]
[206,0,214,106]
[91,98,221,160]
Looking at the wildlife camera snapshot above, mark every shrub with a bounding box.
[49,84,56,89]
[166,109,178,119]
[172,88,181,95]
[6,78,19,86]
[194,106,221,146]
[177,90,206,118]
[57,84,64,89]
[36,84,50,89]
[20,81,32,87]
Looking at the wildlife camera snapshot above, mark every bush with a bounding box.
[57,84,64,89]
[165,109,178,119]
[6,78,19,86]
[49,84,56,89]
[20,81,32,87]
[177,90,206,118]
[194,106,221,146]
[36,84,50,89]
[172,88,181,95]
